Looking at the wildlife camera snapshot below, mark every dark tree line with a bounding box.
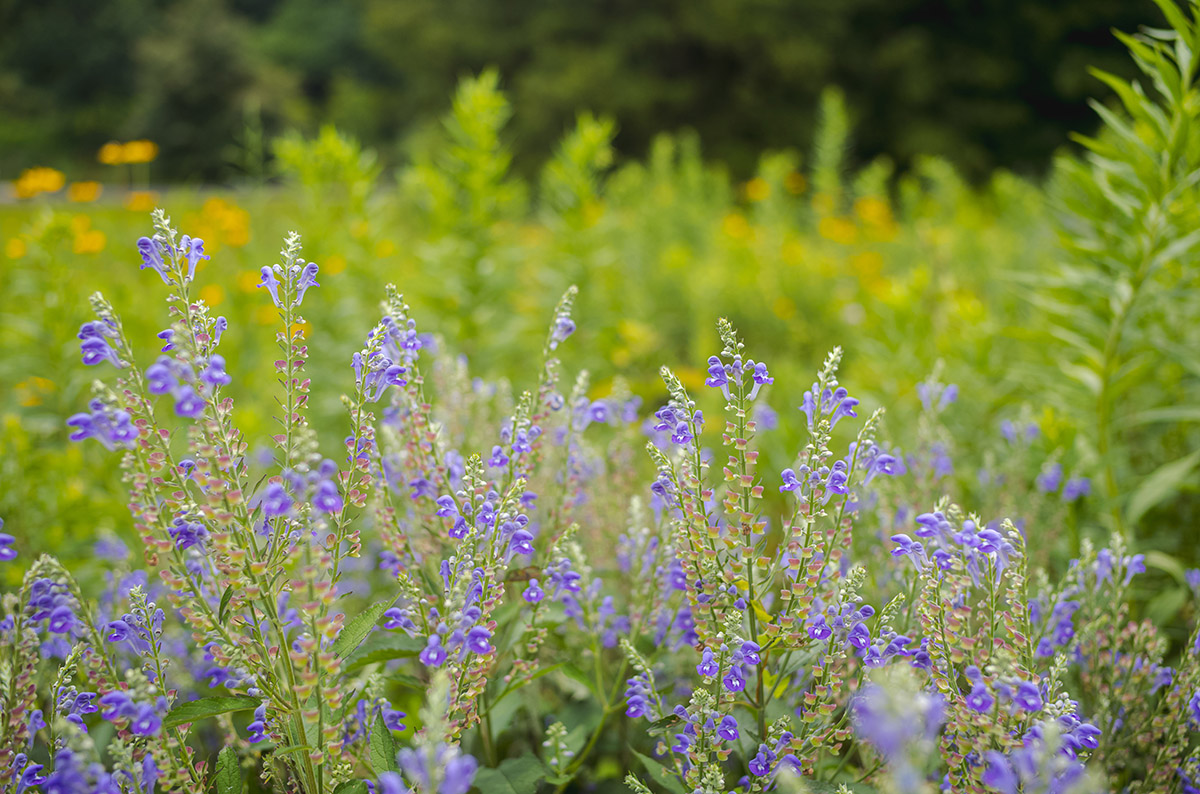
[0,0,1157,182]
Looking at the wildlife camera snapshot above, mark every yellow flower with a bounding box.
[324,254,347,275]
[772,296,797,320]
[818,216,857,245]
[125,191,159,212]
[98,141,125,165]
[13,167,66,199]
[73,229,107,255]
[721,212,751,241]
[68,181,103,203]
[15,377,55,407]
[5,237,27,259]
[255,305,279,325]
[122,140,159,164]
[237,269,263,293]
[199,284,226,307]
[743,177,770,202]
[374,239,396,257]
[784,171,807,195]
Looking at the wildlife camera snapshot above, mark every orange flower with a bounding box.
[68,181,103,203]
[98,141,125,165]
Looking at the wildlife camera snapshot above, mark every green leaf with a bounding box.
[218,585,235,625]
[1119,405,1200,429]
[470,753,547,794]
[214,746,241,794]
[1126,448,1200,527]
[163,696,261,730]
[342,633,426,673]
[369,714,399,776]
[331,600,393,659]
[1147,586,1189,625]
[557,663,599,697]
[1145,550,1188,584]
[631,749,686,794]
[332,782,369,794]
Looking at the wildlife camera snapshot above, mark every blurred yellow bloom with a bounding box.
[15,377,55,407]
[818,216,857,245]
[199,284,226,307]
[324,254,347,275]
[125,191,159,212]
[781,238,805,266]
[73,229,107,255]
[675,366,705,391]
[68,181,103,203]
[721,212,751,241]
[199,197,250,248]
[854,196,892,227]
[5,237,27,259]
[123,140,159,164]
[70,214,91,235]
[255,305,278,325]
[374,239,396,257]
[811,192,836,216]
[744,177,770,202]
[772,296,797,319]
[98,141,125,165]
[238,270,262,293]
[784,171,807,195]
[350,220,370,239]
[13,167,66,199]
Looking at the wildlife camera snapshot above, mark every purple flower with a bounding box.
[847,622,871,650]
[67,400,139,451]
[172,386,206,418]
[131,703,162,736]
[146,358,176,394]
[78,321,123,368]
[137,237,170,283]
[523,579,545,604]
[779,468,802,493]
[213,316,228,344]
[466,626,492,655]
[981,752,1018,794]
[717,715,739,742]
[158,329,175,352]
[441,754,478,794]
[260,483,292,517]
[419,635,446,667]
[488,445,510,468]
[246,703,268,743]
[550,315,576,348]
[966,684,994,713]
[200,355,231,388]
[312,480,343,513]
[295,261,320,305]
[1062,477,1091,502]
[257,266,282,307]
[723,667,745,692]
[697,648,719,677]
[180,235,209,280]
[1012,681,1042,712]
[0,521,16,562]
[1036,463,1063,493]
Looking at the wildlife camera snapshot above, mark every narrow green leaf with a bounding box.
[163,696,261,730]
[631,749,687,794]
[332,782,369,794]
[218,585,235,626]
[369,714,400,775]
[342,633,426,673]
[1145,550,1188,584]
[331,600,393,659]
[214,746,241,794]
[1118,405,1200,429]
[470,753,547,794]
[1126,449,1200,527]
[1147,587,1188,625]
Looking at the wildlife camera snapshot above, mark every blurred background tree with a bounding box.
[0,0,1156,182]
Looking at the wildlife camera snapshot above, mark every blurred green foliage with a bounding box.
[1,43,1197,605]
[0,0,1164,181]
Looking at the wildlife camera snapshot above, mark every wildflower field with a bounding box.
[2,2,1200,794]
